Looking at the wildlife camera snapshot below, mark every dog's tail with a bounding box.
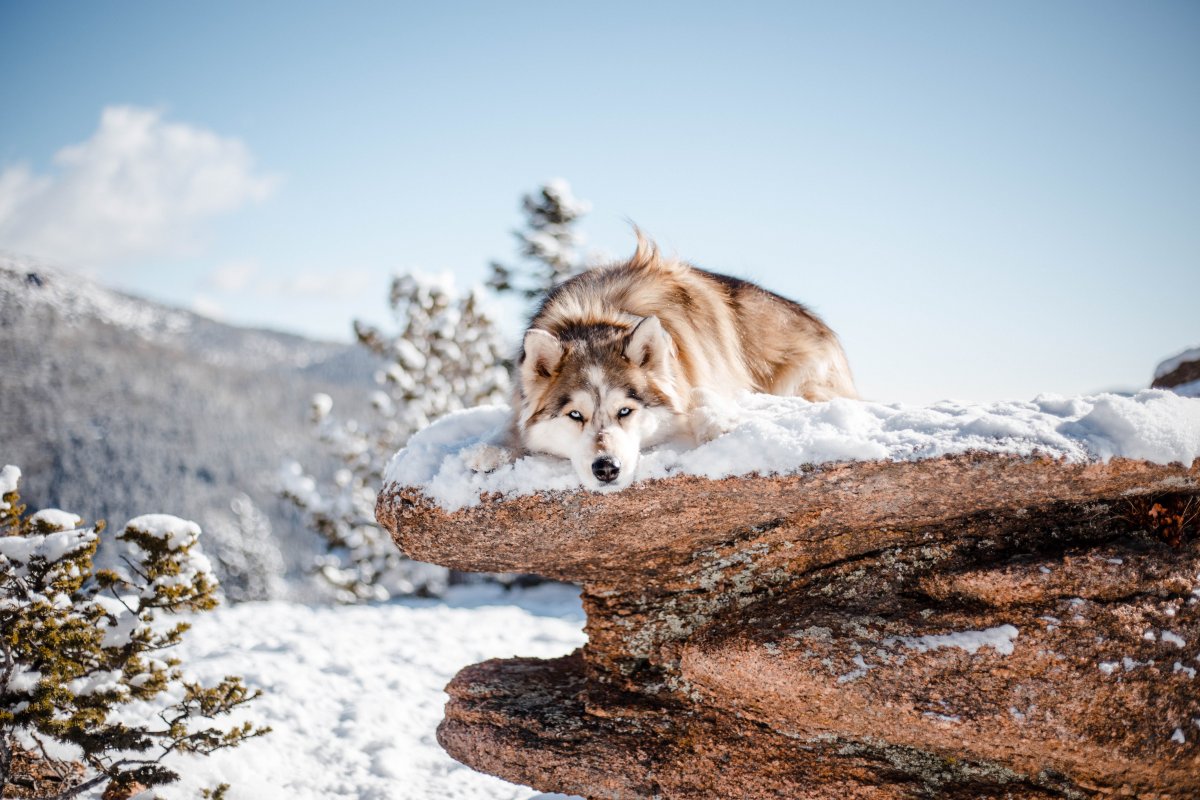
[627,223,664,271]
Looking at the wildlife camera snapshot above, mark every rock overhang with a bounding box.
[378,445,1200,798]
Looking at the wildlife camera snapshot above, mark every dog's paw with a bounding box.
[688,388,743,443]
[463,442,514,474]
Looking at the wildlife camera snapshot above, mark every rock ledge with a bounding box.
[378,453,1200,799]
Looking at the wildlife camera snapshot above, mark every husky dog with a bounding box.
[512,234,856,490]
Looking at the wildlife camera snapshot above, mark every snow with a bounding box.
[894,624,1020,656]
[385,390,1200,511]
[542,178,592,219]
[837,654,871,683]
[81,583,587,800]
[29,508,83,531]
[1162,631,1186,648]
[0,527,96,566]
[66,669,126,698]
[91,594,151,648]
[0,255,192,339]
[7,666,42,692]
[1155,346,1200,379]
[311,392,333,420]
[1170,378,1200,398]
[125,514,202,550]
[0,464,20,508]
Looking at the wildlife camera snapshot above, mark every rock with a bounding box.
[1153,347,1200,396]
[378,453,1200,799]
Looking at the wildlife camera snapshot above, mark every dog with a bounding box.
[510,233,857,490]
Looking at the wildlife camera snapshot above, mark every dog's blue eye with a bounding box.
[618,407,633,417]
[568,410,584,422]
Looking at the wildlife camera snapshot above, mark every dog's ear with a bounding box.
[625,315,670,370]
[522,329,563,382]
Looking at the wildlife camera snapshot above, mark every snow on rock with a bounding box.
[83,583,587,800]
[1162,631,1187,648]
[1156,347,1200,380]
[1170,379,1200,399]
[385,390,1200,511]
[893,624,1020,657]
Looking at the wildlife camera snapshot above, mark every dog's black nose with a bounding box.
[591,456,621,483]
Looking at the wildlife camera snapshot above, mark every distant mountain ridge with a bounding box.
[0,253,383,598]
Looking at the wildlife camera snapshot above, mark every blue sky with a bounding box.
[1,1,1197,403]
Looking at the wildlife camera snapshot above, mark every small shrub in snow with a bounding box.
[0,466,267,799]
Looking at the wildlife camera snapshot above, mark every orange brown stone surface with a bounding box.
[377,454,1200,799]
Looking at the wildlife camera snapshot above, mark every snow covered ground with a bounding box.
[387,390,1200,510]
[84,583,587,800]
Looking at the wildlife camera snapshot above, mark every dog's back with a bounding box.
[529,235,856,403]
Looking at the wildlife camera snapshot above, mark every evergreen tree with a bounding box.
[284,181,593,601]
[0,465,267,799]
[487,179,593,300]
[203,493,285,602]
[281,276,509,602]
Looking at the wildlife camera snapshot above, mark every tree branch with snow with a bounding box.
[0,467,268,799]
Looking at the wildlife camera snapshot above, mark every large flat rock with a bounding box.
[380,454,1197,583]
[440,652,1081,800]
[378,453,1200,798]
[681,537,1200,797]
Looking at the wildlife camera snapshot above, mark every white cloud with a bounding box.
[0,106,277,267]
[208,259,259,292]
[203,262,373,301]
[272,269,373,298]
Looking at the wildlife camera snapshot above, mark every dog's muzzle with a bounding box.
[591,456,621,484]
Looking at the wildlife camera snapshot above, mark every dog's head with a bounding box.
[517,316,684,490]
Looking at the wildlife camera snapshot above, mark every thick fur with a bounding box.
[512,234,856,489]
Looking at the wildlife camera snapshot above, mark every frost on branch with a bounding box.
[282,274,509,602]
[0,467,268,799]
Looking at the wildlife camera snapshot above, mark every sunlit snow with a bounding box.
[78,583,587,800]
[386,390,1200,511]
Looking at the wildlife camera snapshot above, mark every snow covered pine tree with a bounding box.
[487,179,593,300]
[282,181,592,601]
[0,465,267,799]
[280,276,509,601]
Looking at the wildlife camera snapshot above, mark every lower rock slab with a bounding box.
[439,651,1087,800]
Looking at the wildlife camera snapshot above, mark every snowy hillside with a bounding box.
[387,390,1200,511]
[0,253,382,598]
